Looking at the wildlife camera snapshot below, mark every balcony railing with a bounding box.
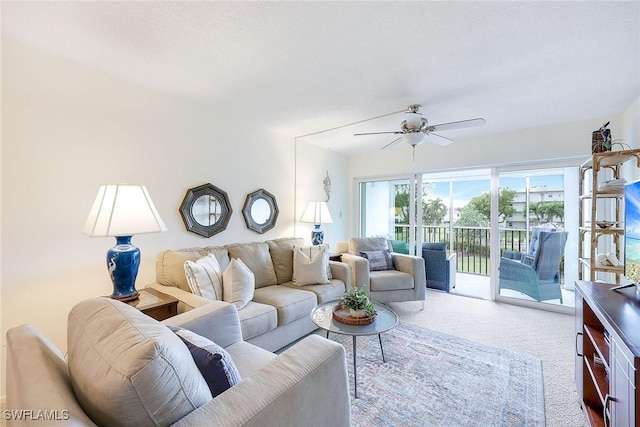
[394,224,530,275]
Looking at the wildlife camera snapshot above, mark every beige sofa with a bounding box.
[5,297,351,426]
[148,237,351,352]
[336,237,425,307]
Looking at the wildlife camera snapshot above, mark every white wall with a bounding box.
[0,41,349,395]
[294,139,349,249]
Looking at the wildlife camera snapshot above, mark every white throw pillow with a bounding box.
[293,244,331,286]
[184,254,223,300]
[222,258,255,309]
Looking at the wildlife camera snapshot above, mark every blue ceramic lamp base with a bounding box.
[107,236,141,302]
[311,225,324,245]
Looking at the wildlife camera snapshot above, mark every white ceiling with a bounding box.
[2,1,639,155]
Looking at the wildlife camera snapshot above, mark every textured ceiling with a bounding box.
[2,1,639,155]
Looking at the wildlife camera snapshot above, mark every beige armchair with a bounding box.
[336,237,425,308]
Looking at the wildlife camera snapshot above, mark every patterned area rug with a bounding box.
[330,322,545,427]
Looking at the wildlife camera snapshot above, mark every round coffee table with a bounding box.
[310,300,398,398]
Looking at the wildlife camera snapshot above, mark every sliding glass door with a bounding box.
[356,162,578,312]
[497,167,578,307]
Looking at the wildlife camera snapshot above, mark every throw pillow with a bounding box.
[184,254,224,300]
[292,244,331,286]
[222,258,255,309]
[168,326,241,398]
[360,249,394,271]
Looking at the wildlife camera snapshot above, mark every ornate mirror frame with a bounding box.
[179,183,232,238]
[242,189,279,234]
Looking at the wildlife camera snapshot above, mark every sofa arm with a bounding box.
[392,253,426,297]
[162,300,243,348]
[340,253,370,291]
[146,283,212,313]
[328,260,352,288]
[173,335,351,427]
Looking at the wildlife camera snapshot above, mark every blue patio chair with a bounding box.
[422,242,457,292]
[499,230,567,303]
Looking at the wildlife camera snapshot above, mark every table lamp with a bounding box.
[83,184,167,301]
[300,201,333,245]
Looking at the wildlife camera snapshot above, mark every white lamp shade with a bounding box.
[300,201,333,225]
[83,184,167,237]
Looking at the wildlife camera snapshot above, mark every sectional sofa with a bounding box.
[148,237,352,351]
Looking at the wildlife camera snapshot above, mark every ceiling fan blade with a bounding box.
[426,132,454,146]
[354,131,403,136]
[428,118,486,132]
[381,137,402,150]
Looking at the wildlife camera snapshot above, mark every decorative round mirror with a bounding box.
[242,189,279,234]
[179,183,232,237]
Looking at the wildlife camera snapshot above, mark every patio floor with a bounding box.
[450,272,576,308]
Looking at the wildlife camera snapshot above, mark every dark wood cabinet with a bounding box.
[576,280,640,426]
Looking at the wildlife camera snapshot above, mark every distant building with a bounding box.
[505,185,564,229]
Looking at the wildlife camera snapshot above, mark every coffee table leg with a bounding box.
[378,333,386,363]
[326,330,329,339]
[353,335,358,398]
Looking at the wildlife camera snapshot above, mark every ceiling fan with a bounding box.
[353,104,486,150]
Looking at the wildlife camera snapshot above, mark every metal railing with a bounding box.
[394,225,530,275]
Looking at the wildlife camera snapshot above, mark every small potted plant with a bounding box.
[338,286,376,318]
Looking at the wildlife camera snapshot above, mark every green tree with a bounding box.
[541,201,564,223]
[393,183,437,224]
[529,201,545,224]
[423,197,447,225]
[394,184,411,224]
[467,189,517,223]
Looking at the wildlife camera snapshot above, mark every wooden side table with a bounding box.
[127,288,178,321]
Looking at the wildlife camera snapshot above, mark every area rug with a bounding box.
[330,322,545,427]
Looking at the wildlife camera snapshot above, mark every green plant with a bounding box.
[338,287,376,316]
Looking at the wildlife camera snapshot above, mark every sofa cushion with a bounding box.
[369,270,415,292]
[292,244,331,286]
[253,285,317,326]
[348,237,389,255]
[226,242,277,288]
[267,237,305,284]
[184,254,224,300]
[360,249,394,271]
[222,258,255,309]
[168,326,241,398]
[237,301,278,341]
[67,298,212,427]
[157,246,229,292]
[282,280,346,304]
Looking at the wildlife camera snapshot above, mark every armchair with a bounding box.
[499,230,568,303]
[336,237,426,307]
[421,242,457,292]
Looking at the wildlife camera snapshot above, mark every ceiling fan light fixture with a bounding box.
[403,132,426,147]
[404,112,422,129]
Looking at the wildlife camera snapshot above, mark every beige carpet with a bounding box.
[389,290,585,427]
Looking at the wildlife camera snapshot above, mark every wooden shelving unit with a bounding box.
[575,280,640,427]
[578,149,640,284]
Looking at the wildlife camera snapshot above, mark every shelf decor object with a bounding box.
[83,184,167,301]
[578,149,640,284]
[300,201,333,245]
